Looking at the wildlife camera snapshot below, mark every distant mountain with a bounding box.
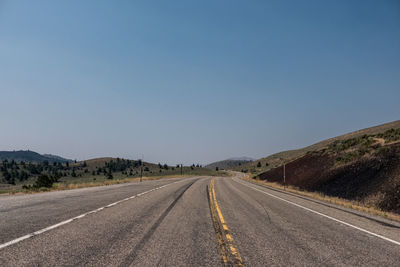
[42,154,73,162]
[205,157,253,170]
[0,150,72,163]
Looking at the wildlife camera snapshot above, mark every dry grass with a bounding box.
[53,175,181,190]
[1,174,196,195]
[242,175,400,223]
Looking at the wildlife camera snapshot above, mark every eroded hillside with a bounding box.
[255,128,400,214]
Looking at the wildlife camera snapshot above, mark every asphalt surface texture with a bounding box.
[1,172,400,266]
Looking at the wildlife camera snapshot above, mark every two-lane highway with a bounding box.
[1,173,399,266]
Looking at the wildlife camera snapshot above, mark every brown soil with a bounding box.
[257,143,400,214]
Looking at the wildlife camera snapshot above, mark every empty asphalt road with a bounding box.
[1,173,400,266]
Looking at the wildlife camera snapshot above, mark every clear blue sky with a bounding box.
[0,0,399,165]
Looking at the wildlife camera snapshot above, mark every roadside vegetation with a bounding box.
[0,158,226,194]
[327,128,400,164]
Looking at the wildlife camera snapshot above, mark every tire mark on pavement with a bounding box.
[119,180,196,267]
[0,180,184,251]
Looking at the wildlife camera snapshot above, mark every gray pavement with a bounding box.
[0,173,399,266]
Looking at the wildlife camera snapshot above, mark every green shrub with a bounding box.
[336,151,360,164]
[330,135,375,153]
[376,146,390,154]
[377,128,400,142]
[22,184,33,190]
[106,170,113,179]
[34,174,53,188]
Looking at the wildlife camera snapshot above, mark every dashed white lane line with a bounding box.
[234,178,400,246]
[0,180,182,250]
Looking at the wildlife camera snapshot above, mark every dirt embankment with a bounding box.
[257,142,400,214]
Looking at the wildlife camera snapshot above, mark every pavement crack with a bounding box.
[227,178,272,225]
[252,198,272,224]
[208,179,244,267]
[207,184,232,266]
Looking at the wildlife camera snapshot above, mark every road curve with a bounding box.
[1,173,399,266]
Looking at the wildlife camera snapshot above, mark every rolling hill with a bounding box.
[0,150,72,163]
[239,120,400,214]
[205,157,253,170]
[234,120,400,174]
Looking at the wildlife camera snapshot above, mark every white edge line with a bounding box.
[0,180,183,250]
[234,178,400,246]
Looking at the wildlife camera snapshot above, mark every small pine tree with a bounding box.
[34,174,53,188]
[107,169,113,179]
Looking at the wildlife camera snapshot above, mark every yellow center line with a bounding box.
[208,182,229,265]
[210,179,244,267]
